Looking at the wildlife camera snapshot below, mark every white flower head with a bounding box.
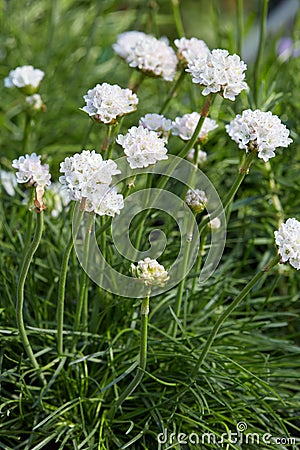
[131,257,169,286]
[172,112,218,143]
[186,49,247,101]
[121,34,178,81]
[174,37,210,66]
[139,113,172,140]
[116,125,168,169]
[59,150,120,202]
[86,185,124,217]
[12,153,51,187]
[4,65,44,94]
[225,109,293,162]
[185,188,208,213]
[113,31,148,59]
[274,218,300,269]
[187,148,207,165]
[82,83,138,125]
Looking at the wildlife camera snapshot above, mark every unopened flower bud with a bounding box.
[185,188,207,214]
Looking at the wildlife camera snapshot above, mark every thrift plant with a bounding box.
[0,1,299,449]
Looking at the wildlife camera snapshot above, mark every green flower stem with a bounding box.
[236,0,244,56]
[192,152,255,296]
[102,124,113,153]
[56,203,81,356]
[266,160,284,226]
[90,216,107,334]
[191,255,280,377]
[109,293,150,419]
[172,141,203,336]
[198,151,256,235]
[73,212,94,346]
[130,97,212,239]
[57,234,74,356]
[171,0,185,38]
[128,71,145,93]
[172,216,195,337]
[253,0,269,104]
[16,210,46,385]
[177,96,211,161]
[22,113,32,153]
[159,67,186,115]
[222,152,256,209]
[133,173,153,254]
[190,227,208,297]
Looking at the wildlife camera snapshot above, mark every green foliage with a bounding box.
[0,1,300,449]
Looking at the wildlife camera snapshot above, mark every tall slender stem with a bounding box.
[101,124,113,153]
[128,72,145,93]
[108,293,150,418]
[266,160,284,227]
[90,216,107,334]
[73,213,94,344]
[16,210,46,385]
[172,216,195,337]
[253,0,269,104]
[177,96,211,160]
[57,203,80,356]
[190,227,208,296]
[133,173,153,253]
[198,151,256,235]
[191,255,280,377]
[159,68,186,115]
[171,0,185,37]
[129,97,212,241]
[56,236,74,356]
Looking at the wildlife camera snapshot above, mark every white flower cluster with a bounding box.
[131,257,169,286]
[86,186,124,217]
[172,112,218,143]
[114,32,178,81]
[116,125,168,169]
[4,65,44,93]
[187,49,247,101]
[12,153,51,187]
[187,149,207,165]
[82,82,138,125]
[274,218,300,269]
[139,113,172,140]
[113,31,147,59]
[174,37,210,66]
[185,188,208,213]
[225,109,293,162]
[59,150,123,217]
